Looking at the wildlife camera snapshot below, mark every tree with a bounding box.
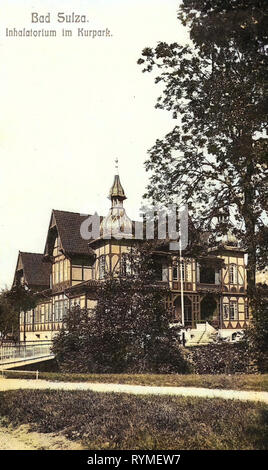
[53,243,191,373]
[2,285,38,343]
[244,284,268,372]
[138,1,268,306]
[0,291,18,344]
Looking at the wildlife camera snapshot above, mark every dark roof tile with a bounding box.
[52,210,96,258]
[19,252,51,288]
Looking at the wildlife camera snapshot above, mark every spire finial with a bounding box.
[115,157,119,174]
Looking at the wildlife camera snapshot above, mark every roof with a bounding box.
[109,174,126,200]
[16,252,51,288]
[46,210,96,258]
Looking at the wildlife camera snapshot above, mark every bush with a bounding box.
[244,292,268,373]
[53,276,192,374]
[188,342,253,375]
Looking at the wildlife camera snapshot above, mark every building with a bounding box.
[13,171,249,344]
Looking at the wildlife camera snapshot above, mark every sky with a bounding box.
[0,0,189,289]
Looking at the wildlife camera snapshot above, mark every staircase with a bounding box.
[185,322,218,346]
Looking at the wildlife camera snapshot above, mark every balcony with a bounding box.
[52,280,71,293]
[172,282,193,291]
[197,282,222,293]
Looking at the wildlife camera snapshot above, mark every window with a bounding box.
[162,265,168,282]
[229,301,238,320]
[26,310,32,324]
[215,269,221,285]
[72,263,92,282]
[200,265,216,284]
[245,303,249,320]
[222,300,238,321]
[229,264,238,284]
[41,305,45,323]
[54,302,59,322]
[99,255,106,279]
[53,237,59,257]
[48,303,53,321]
[223,304,229,320]
[173,264,178,281]
[45,304,49,322]
[35,306,40,323]
[54,298,68,321]
[121,254,132,276]
[53,262,59,284]
[64,259,69,281]
[72,266,82,281]
[71,298,81,308]
[154,263,163,281]
[181,262,186,281]
[44,303,53,322]
[238,267,244,285]
[60,261,64,282]
[173,261,188,282]
[87,308,95,318]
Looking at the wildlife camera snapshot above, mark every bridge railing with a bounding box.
[0,342,53,363]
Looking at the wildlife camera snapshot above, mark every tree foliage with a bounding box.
[0,291,18,343]
[244,285,268,372]
[0,285,38,343]
[138,1,268,299]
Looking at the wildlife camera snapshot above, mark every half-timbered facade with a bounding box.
[14,172,249,343]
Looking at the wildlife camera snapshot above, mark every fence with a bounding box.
[1,369,40,379]
[0,341,53,363]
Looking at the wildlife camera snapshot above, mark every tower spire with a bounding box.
[100,158,132,238]
[115,157,119,175]
[109,159,126,201]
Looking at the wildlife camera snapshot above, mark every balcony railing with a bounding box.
[0,342,53,364]
[197,283,222,291]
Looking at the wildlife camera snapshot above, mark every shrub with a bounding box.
[244,291,268,373]
[188,342,253,375]
[53,244,192,374]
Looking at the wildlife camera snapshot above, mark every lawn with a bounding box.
[3,370,268,391]
[0,389,267,450]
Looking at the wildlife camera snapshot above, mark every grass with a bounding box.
[0,389,267,450]
[3,369,268,391]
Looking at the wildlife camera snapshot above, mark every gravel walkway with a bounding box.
[0,378,268,403]
[0,424,83,450]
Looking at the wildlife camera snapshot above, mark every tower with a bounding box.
[100,159,133,238]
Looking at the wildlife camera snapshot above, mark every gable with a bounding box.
[44,209,96,260]
[14,252,51,289]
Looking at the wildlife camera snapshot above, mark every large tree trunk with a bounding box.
[243,145,257,310]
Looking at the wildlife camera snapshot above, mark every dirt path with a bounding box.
[0,423,83,450]
[1,378,268,403]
